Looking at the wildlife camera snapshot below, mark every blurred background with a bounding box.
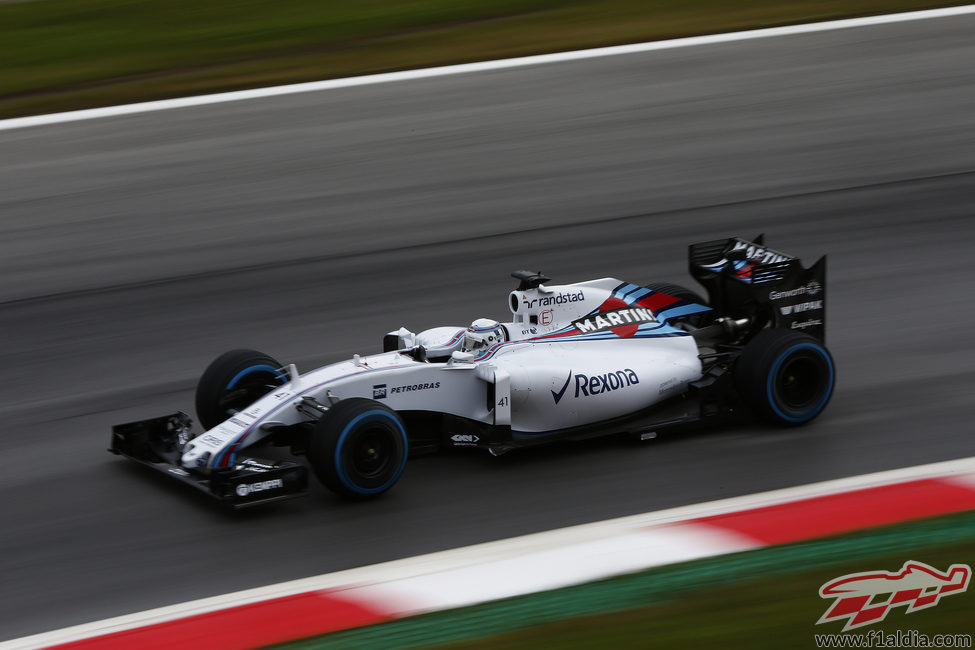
[1,1,974,646]
[0,0,963,118]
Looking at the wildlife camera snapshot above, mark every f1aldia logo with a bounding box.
[817,561,971,631]
[552,368,640,404]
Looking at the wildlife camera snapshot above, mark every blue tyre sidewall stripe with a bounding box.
[334,410,408,495]
[766,342,834,423]
[226,364,286,390]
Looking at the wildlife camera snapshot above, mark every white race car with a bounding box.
[111,235,834,507]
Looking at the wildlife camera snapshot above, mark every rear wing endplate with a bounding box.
[689,235,826,341]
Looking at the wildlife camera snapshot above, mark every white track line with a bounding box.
[4,455,974,650]
[338,526,757,617]
[2,5,974,132]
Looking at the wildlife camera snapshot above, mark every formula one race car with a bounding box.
[110,235,834,508]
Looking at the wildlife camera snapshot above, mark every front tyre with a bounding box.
[735,329,835,426]
[195,349,286,430]
[308,398,408,499]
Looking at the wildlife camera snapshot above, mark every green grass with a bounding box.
[0,0,967,118]
[437,540,975,650]
[270,510,975,649]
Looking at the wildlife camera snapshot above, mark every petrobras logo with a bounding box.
[235,478,284,497]
[573,307,657,334]
[769,281,822,301]
[728,239,792,264]
[390,381,440,394]
[779,300,823,315]
[522,290,585,309]
[552,368,640,404]
[375,382,440,398]
[817,561,971,631]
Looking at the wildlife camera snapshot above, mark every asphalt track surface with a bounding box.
[1,13,975,641]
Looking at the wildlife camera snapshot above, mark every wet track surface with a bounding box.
[1,13,974,640]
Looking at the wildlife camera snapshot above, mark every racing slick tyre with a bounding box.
[735,329,835,426]
[308,398,408,499]
[644,282,712,327]
[195,349,286,430]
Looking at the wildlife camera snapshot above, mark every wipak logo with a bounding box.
[780,300,823,315]
[817,561,970,631]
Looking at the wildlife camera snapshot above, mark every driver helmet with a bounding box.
[461,318,506,353]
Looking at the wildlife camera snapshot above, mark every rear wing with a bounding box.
[689,235,826,341]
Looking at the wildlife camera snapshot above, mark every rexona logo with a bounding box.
[574,308,657,334]
[522,290,585,309]
[728,239,792,264]
[552,369,640,404]
[235,478,284,497]
[769,281,822,301]
[779,300,823,315]
[817,561,971,631]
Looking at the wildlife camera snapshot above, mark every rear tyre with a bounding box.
[735,329,835,426]
[644,282,712,327]
[195,349,286,430]
[308,398,408,499]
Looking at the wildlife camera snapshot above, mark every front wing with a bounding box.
[109,412,308,508]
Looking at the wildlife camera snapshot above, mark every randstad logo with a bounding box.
[522,291,585,309]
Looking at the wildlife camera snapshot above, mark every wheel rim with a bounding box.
[351,427,394,478]
[774,353,827,412]
[329,409,408,495]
